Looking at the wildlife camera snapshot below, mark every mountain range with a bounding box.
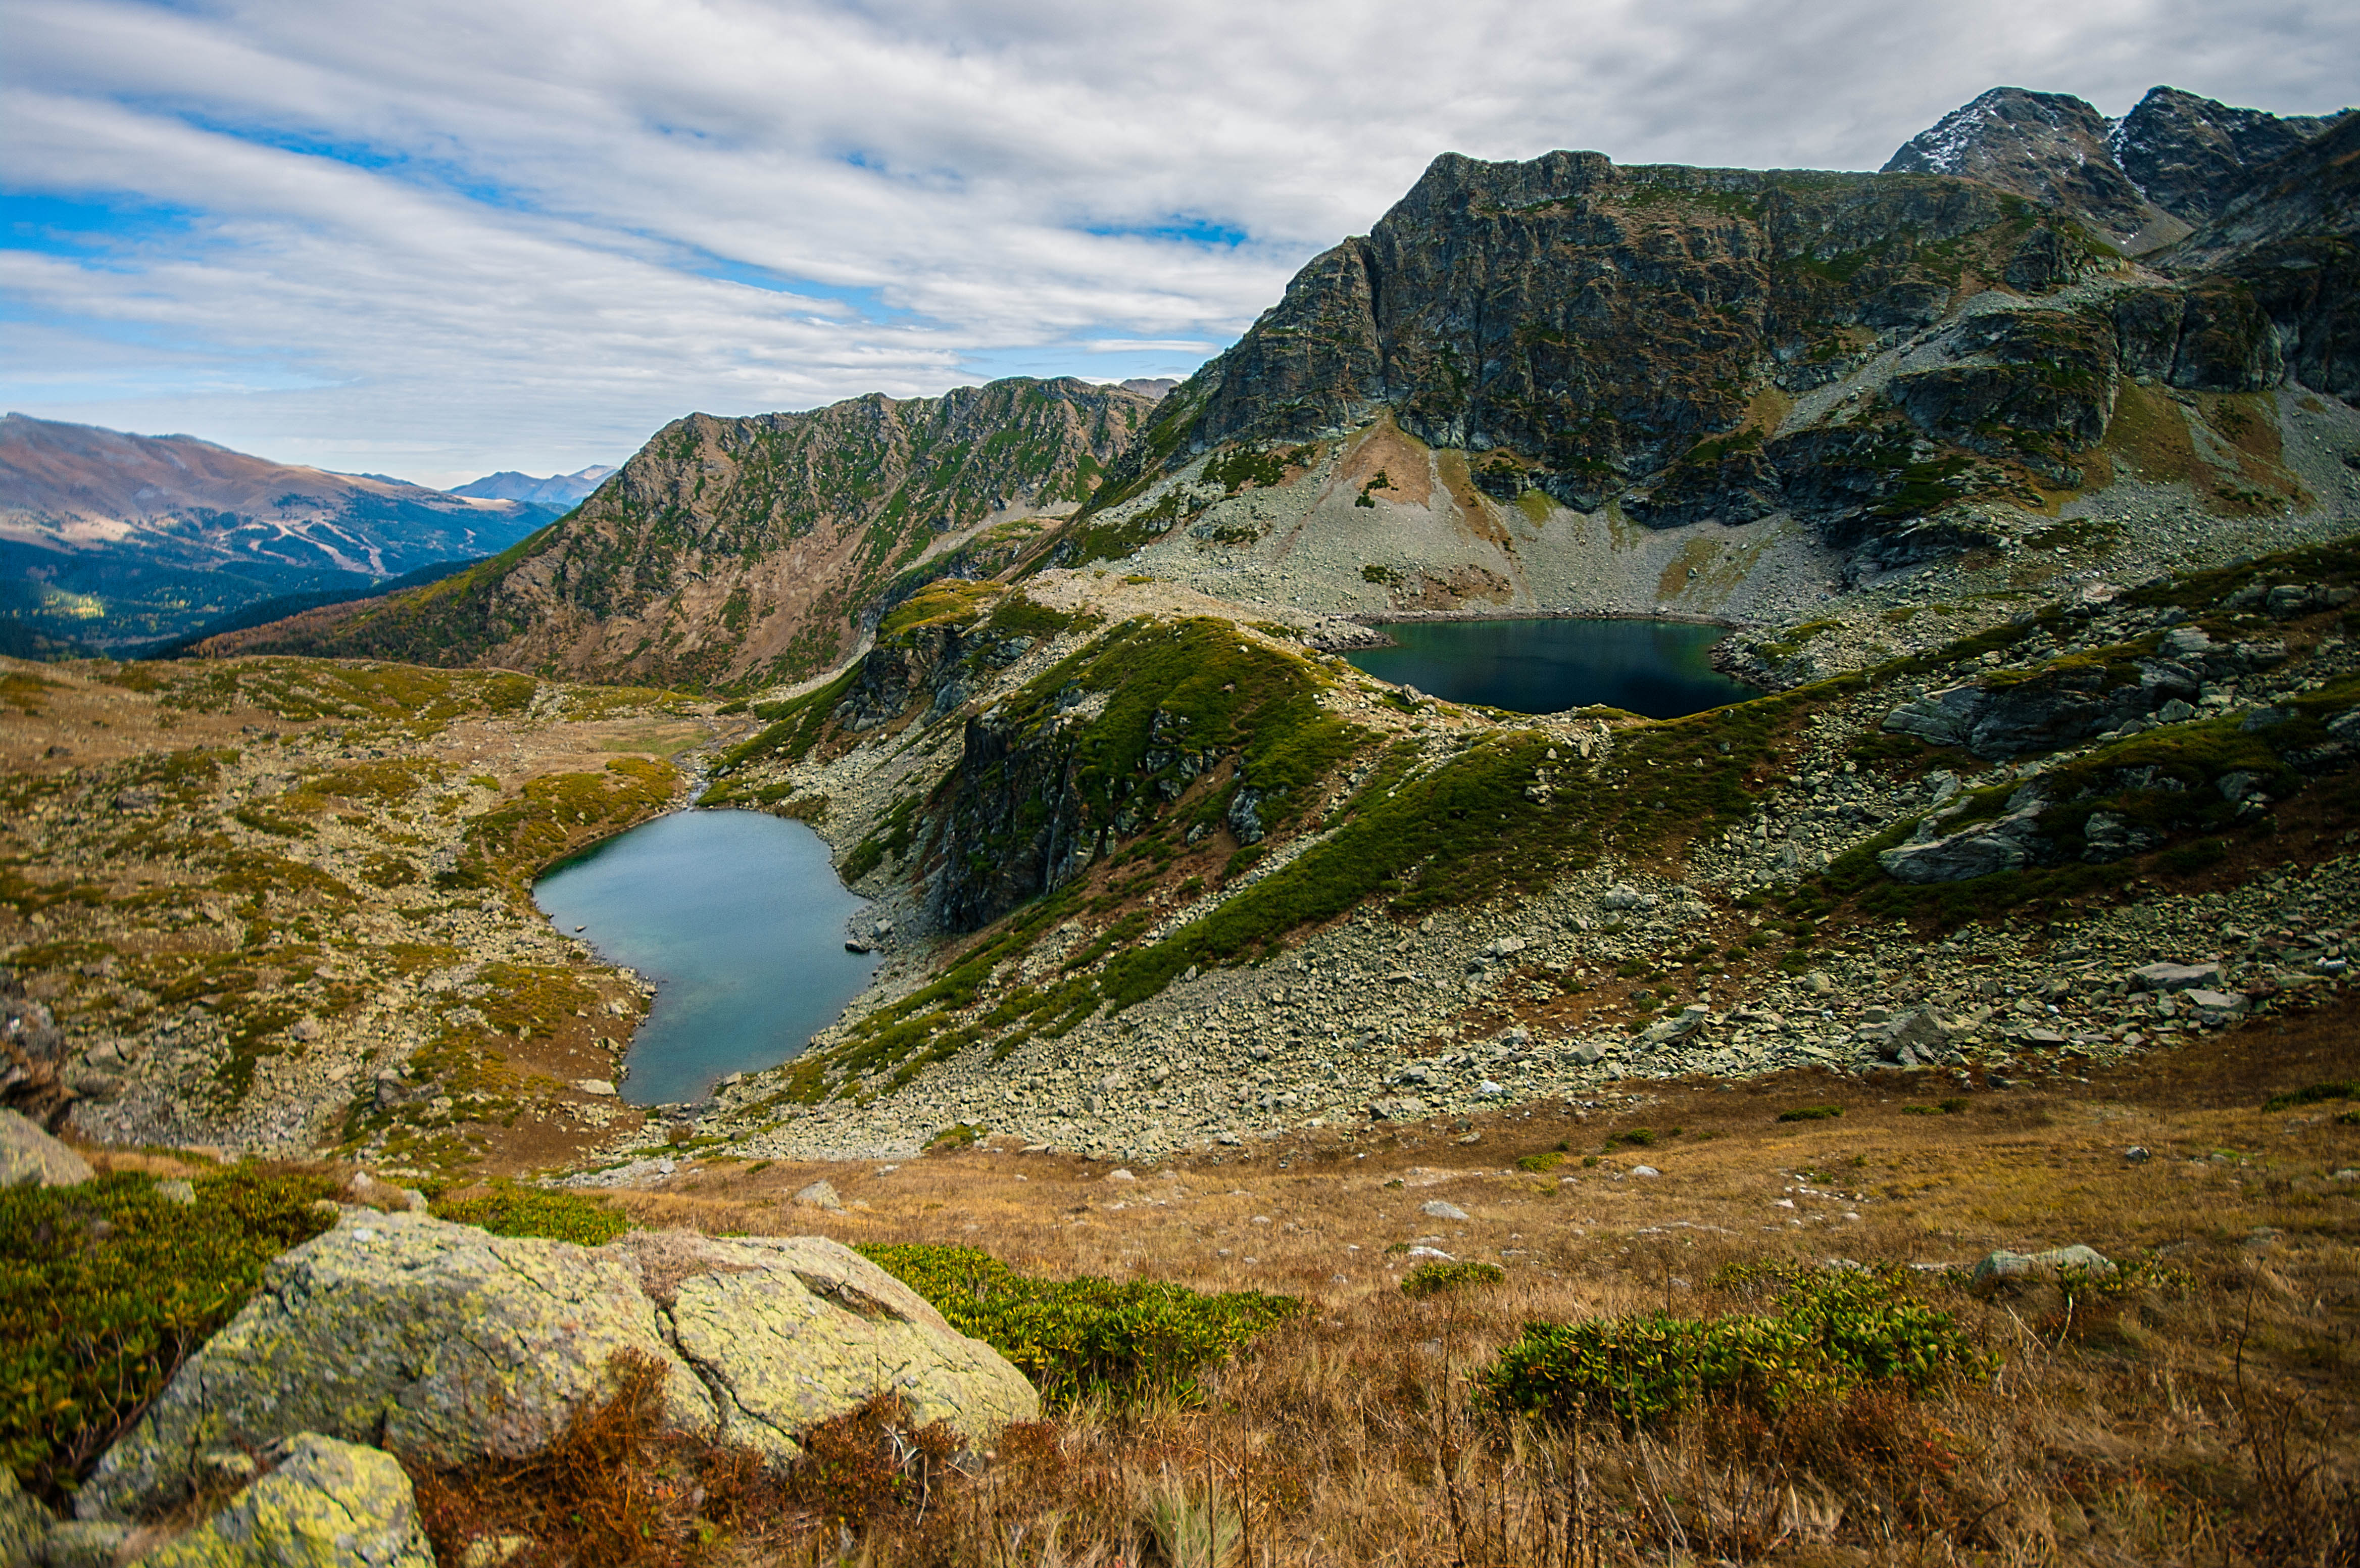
[202,81,2360,684]
[446,466,619,509]
[0,415,560,651]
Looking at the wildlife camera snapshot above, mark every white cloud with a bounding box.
[4,0,2354,482]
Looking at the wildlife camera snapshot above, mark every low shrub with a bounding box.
[1514,1151,1564,1174]
[1480,1267,1987,1431]
[2261,1081,2356,1112]
[857,1244,1300,1405]
[1402,1261,1506,1299]
[432,1182,629,1246]
[2,1164,339,1499]
[1777,1105,1845,1122]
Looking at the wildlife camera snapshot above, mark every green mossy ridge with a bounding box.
[991,617,1361,829]
[1101,692,1789,1013]
[878,579,1002,640]
[855,1243,1301,1407]
[1482,1265,1987,1431]
[1,1165,341,1502]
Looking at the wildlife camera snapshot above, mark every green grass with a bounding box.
[431,1182,631,1246]
[1482,1266,1987,1431]
[856,1244,1300,1406]
[1402,1261,1506,1299]
[1,1165,340,1501]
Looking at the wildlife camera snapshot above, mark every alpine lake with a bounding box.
[535,618,1750,1106]
[1342,615,1753,719]
[531,807,879,1107]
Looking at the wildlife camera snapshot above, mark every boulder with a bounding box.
[78,1209,716,1522]
[136,1434,432,1568]
[1867,1007,1952,1064]
[614,1231,1038,1465]
[0,1107,91,1187]
[792,1180,844,1211]
[1969,1244,2116,1294]
[1878,805,2050,883]
[1420,1200,1470,1221]
[2130,961,2220,992]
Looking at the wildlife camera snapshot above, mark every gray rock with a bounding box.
[612,1231,1038,1466]
[792,1180,844,1211]
[78,1209,717,1523]
[136,1434,432,1568]
[0,1108,90,1188]
[1867,1007,1952,1063]
[1366,1097,1427,1121]
[1878,804,2048,883]
[1420,1199,1470,1221]
[156,1178,195,1206]
[2130,961,2220,992]
[1969,1244,2116,1292]
[2183,988,2248,1017]
[1566,1043,1606,1067]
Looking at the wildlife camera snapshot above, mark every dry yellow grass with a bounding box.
[461,991,2360,1565]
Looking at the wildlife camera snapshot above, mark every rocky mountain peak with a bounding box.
[1881,86,2169,250]
[2111,85,2353,225]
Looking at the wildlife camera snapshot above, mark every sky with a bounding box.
[4,0,2355,486]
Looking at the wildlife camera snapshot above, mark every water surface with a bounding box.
[533,809,877,1106]
[1344,617,1752,718]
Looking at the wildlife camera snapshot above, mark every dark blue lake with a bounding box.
[1344,617,1753,718]
[532,809,878,1107]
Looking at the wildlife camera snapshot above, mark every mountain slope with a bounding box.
[0,414,549,650]
[218,377,1160,689]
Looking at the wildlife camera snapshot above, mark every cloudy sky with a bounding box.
[4,0,2353,485]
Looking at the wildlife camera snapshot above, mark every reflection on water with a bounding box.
[1343,617,1753,717]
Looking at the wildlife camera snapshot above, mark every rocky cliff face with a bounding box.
[225,378,1157,690]
[2112,86,2351,225]
[1149,150,2045,513]
[2165,113,2360,404]
[1882,87,2173,250]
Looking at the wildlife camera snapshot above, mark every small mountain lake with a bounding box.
[532,808,878,1107]
[1343,617,1754,718]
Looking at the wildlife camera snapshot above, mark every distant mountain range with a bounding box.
[447,466,618,509]
[0,415,564,651]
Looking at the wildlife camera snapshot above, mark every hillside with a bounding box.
[0,415,552,651]
[215,377,1161,689]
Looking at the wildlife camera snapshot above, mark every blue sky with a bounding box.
[4,0,2353,484]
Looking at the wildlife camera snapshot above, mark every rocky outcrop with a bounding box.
[1108,149,2037,520]
[1878,796,2052,883]
[218,378,1159,690]
[79,1208,714,1522]
[1879,624,2288,760]
[137,1435,433,1568]
[80,1211,1036,1526]
[614,1231,1039,1466]
[1882,87,2170,250]
[2113,86,2351,226]
[0,1107,90,1187]
[929,699,1100,933]
[2166,114,2360,404]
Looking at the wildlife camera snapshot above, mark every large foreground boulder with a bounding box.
[79,1212,1039,1526]
[138,1435,432,1568]
[612,1231,1041,1465]
[78,1208,717,1522]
